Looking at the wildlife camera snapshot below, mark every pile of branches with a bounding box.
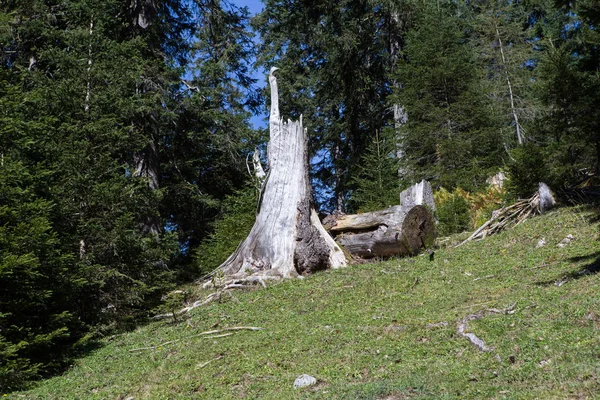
[561,175,600,205]
[457,183,555,247]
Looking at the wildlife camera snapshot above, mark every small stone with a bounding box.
[537,359,552,367]
[294,374,317,389]
[554,278,568,287]
[536,238,546,248]
[557,234,574,248]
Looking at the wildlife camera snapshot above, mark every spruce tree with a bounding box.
[350,129,401,213]
[532,1,600,184]
[0,0,190,386]
[254,0,396,211]
[163,0,260,265]
[393,1,503,191]
[469,0,540,148]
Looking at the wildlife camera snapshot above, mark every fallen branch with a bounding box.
[457,303,516,355]
[457,183,555,247]
[197,355,224,369]
[129,326,263,352]
[473,274,495,282]
[205,332,234,339]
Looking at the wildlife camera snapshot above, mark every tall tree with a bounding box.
[469,0,540,148]
[0,0,192,386]
[163,0,260,264]
[533,0,600,183]
[0,65,87,391]
[254,0,395,212]
[393,1,504,190]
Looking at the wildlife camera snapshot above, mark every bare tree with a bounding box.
[216,68,347,280]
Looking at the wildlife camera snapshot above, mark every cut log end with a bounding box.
[328,205,436,259]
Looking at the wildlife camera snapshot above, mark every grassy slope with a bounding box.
[14,207,600,399]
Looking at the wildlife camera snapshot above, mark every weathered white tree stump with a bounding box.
[324,205,436,258]
[400,179,436,210]
[217,68,347,279]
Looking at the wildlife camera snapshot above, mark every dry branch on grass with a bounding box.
[456,183,555,247]
[457,303,516,355]
[128,326,263,353]
[153,276,280,320]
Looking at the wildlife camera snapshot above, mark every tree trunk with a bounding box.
[134,136,160,235]
[400,179,436,211]
[217,68,347,279]
[495,23,523,145]
[389,8,409,178]
[325,205,436,259]
[84,17,94,114]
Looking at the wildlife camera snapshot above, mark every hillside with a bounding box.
[14,206,600,399]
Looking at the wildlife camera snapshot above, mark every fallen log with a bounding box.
[324,205,436,258]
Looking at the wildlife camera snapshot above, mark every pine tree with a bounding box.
[532,1,600,184]
[469,0,540,148]
[0,0,191,386]
[350,129,401,213]
[163,0,260,265]
[254,0,396,211]
[0,66,86,390]
[393,1,503,191]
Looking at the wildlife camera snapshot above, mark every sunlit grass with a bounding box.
[15,206,600,399]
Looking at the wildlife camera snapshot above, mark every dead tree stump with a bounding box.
[216,68,347,279]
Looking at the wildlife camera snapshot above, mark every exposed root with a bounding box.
[457,303,516,357]
[154,274,282,320]
[198,355,224,369]
[457,314,492,352]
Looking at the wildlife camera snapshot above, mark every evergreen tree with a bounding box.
[393,1,503,191]
[0,65,88,390]
[532,1,600,185]
[0,0,190,386]
[469,0,540,148]
[349,129,401,213]
[163,0,261,267]
[254,0,396,211]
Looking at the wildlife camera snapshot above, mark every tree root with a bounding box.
[457,303,516,357]
[154,274,282,320]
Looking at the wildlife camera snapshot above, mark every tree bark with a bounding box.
[134,135,160,235]
[217,68,347,279]
[325,205,436,259]
[84,17,93,114]
[400,179,436,211]
[389,7,409,178]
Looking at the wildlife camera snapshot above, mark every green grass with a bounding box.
[11,207,600,399]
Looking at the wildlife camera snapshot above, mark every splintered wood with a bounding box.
[457,183,555,247]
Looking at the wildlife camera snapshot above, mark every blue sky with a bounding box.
[232,0,268,129]
[233,0,264,15]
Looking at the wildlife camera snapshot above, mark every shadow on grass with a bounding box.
[536,252,600,286]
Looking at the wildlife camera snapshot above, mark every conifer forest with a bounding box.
[1,0,599,391]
